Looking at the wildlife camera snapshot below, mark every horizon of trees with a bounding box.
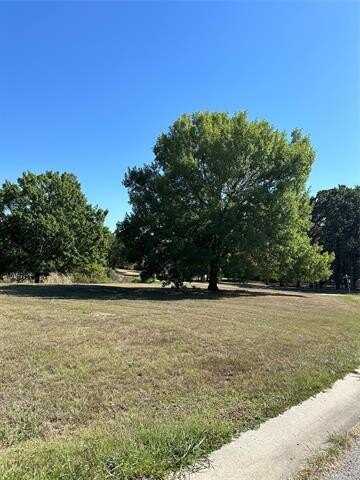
[0,112,358,291]
[311,185,360,290]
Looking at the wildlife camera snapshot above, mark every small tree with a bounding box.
[254,191,333,285]
[119,112,331,290]
[0,171,110,282]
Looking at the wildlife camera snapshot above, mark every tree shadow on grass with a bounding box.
[0,283,307,301]
[237,282,356,296]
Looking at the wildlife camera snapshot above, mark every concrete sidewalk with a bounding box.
[187,370,360,480]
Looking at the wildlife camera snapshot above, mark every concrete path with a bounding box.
[187,370,360,480]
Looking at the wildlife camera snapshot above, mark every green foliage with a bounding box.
[119,111,331,289]
[72,263,110,284]
[254,192,333,284]
[0,171,110,281]
[108,229,128,269]
[312,185,360,289]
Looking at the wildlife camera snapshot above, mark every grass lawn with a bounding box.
[0,283,359,479]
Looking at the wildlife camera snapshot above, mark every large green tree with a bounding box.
[0,171,110,282]
[119,112,331,290]
[312,186,360,290]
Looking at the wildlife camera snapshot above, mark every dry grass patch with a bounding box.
[0,283,359,479]
[294,425,360,480]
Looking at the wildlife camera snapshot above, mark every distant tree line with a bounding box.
[311,186,360,290]
[0,112,358,291]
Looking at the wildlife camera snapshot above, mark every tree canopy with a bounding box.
[119,112,332,290]
[0,171,110,282]
[312,186,360,290]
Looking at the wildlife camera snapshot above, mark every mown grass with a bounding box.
[0,283,359,479]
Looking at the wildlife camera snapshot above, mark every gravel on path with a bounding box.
[324,440,360,480]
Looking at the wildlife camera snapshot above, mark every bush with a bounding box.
[72,264,110,284]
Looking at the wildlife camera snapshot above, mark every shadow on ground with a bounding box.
[0,284,307,301]
[236,282,356,296]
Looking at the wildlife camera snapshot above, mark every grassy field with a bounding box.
[0,283,359,479]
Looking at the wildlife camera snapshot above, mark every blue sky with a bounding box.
[1,1,359,229]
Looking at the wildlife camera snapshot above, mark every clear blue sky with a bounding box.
[1,1,359,229]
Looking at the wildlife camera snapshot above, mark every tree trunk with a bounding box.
[34,273,41,284]
[208,261,219,292]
